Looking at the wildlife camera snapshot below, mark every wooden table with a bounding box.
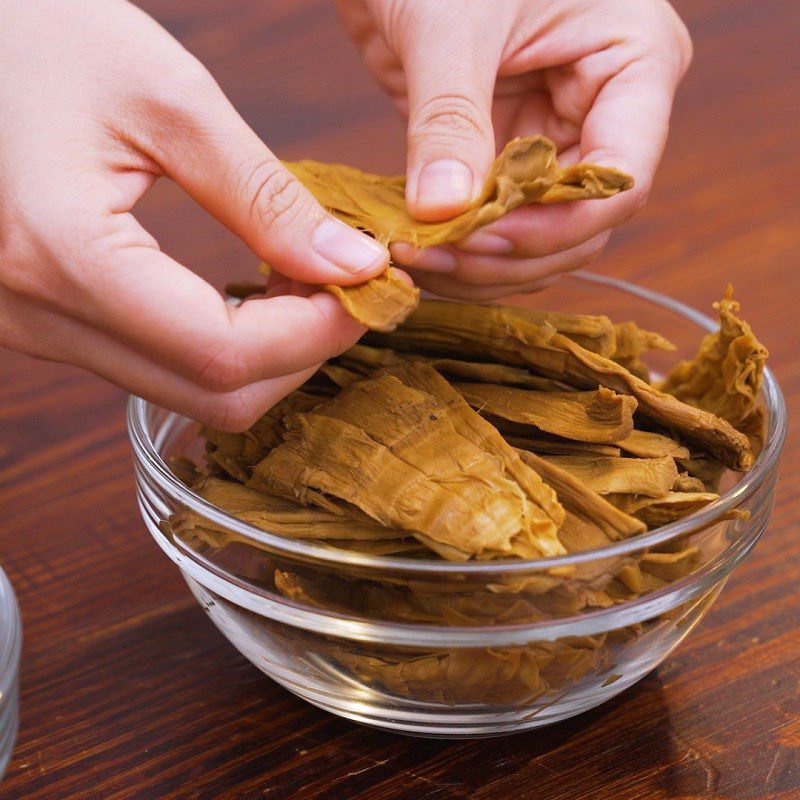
[1,1,798,797]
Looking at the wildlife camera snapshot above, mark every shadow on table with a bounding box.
[277,672,713,800]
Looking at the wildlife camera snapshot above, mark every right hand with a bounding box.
[0,0,389,430]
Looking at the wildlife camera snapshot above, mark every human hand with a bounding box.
[336,0,692,300]
[0,0,390,429]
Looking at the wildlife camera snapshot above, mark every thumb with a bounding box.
[133,61,389,285]
[401,20,500,222]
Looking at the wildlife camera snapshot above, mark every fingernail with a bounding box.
[460,231,514,255]
[414,159,474,213]
[391,243,458,273]
[312,217,388,275]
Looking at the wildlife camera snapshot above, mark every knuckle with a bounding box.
[192,343,253,393]
[409,93,488,142]
[244,161,307,231]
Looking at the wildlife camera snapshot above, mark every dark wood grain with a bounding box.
[1,1,798,798]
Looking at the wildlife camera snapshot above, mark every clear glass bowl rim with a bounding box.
[0,565,21,701]
[127,271,787,578]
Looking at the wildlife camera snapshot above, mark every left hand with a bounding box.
[335,0,693,300]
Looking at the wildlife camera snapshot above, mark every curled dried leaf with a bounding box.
[662,286,768,430]
[323,267,420,333]
[286,136,632,248]
[611,321,676,381]
[288,137,629,332]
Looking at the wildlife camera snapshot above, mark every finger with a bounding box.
[455,56,684,258]
[399,6,504,221]
[10,212,370,392]
[126,57,388,285]
[579,55,682,211]
[392,232,610,285]
[0,288,317,431]
[491,91,581,155]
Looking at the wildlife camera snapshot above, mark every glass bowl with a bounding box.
[128,273,786,738]
[0,565,21,775]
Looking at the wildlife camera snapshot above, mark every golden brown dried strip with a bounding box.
[336,636,609,705]
[605,491,719,528]
[434,361,572,391]
[378,362,565,546]
[638,546,703,582]
[286,136,632,248]
[556,511,616,553]
[252,390,323,444]
[611,321,676,381]
[292,139,628,332]
[616,429,690,459]
[611,357,649,383]
[738,404,766,456]
[339,343,573,390]
[457,383,636,444]
[661,287,768,428]
[189,477,402,540]
[542,455,679,497]
[676,455,726,493]
[612,321,675,360]
[321,538,428,556]
[616,546,702,594]
[371,299,752,469]
[201,389,322,482]
[274,568,552,628]
[200,429,252,482]
[516,449,645,539]
[511,438,622,457]
[540,162,634,203]
[369,299,623,361]
[506,307,616,356]
[318,363,362,388]
[323,267,420,332]
[169,456,200,487]
[370,299,559,365]
[524,331,753,470]
[250,373,559,560]
[673,472,707,493]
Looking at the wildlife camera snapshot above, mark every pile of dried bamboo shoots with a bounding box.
[166,139,767,704]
